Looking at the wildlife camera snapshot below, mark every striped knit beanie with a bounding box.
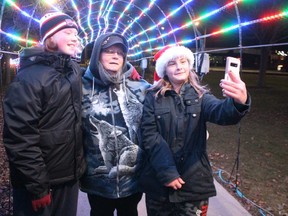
[40,12,78,42]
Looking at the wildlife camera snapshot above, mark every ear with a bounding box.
[109,129,122,137]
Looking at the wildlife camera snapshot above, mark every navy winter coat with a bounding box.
[140,83,250,202]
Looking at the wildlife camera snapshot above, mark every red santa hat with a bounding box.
[154,45,194,79]
[153,71,161,83]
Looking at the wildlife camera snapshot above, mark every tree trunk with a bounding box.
[257,47,270,87]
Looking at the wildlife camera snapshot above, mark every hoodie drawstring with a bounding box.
[123,75,129,104]
[108,86,120,198]
[90,77,95,100]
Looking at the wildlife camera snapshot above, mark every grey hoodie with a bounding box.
[80,33,150,198]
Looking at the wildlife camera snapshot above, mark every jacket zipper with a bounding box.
[109,86,120,198]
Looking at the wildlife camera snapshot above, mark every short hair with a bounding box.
[43,37,58,52]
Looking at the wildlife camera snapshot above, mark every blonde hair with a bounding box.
[43,37,58,52]
[151,70,209,98]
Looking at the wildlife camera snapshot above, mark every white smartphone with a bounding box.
[224,57,240,81]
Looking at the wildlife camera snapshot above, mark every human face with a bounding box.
[52,28,79,56]
[100,45,125,74]
[165,56,190,89]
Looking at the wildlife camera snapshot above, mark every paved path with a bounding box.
[77,180,251,216]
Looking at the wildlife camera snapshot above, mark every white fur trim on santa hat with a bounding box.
[155,46,194,78]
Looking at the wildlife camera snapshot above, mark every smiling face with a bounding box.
[165,56,190,90]
[51,28,79,56]
[100,44,125,75]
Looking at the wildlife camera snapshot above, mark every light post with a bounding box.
[26,0,40,47]
[140,58,148,78]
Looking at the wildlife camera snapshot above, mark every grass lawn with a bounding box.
[202,71,288,215]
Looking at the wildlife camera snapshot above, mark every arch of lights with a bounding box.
[1,0,288,62]
[2,2,288,216]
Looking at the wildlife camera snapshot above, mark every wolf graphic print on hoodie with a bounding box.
[80,32,150,198]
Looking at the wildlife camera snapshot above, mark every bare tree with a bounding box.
[240,2,288,87]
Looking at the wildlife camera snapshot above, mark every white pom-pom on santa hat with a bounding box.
[155,45,194,79]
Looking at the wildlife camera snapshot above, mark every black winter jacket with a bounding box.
[3,47,86,199]
[140,83,250,202]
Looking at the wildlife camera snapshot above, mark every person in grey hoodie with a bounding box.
[80,32,150,216]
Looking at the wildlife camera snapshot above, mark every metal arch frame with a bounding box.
[0,0,192,55]
[126,0,199,54]
[75,4,163,58]
[5,0,287,63]
[3,0,159,59]
[69,0,91,45]
[1,0,239,58]
[190,1,243,55]
[25,0,41,47]
[75,1,162,45]
[103,0,167,46]
[228,0,243,192]
[78,10,152,60]
[182,1,199,50]
[117,0,177,44]
[183,1,243,76]
[183,4,203,75]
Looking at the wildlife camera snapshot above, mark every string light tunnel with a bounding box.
[0,1,287,215]
[1,0,287,62]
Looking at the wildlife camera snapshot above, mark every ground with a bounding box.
[204,71,288,216]
[0,98,12,216]
[0,70,287,216]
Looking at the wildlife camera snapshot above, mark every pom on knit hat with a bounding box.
[40,12,78,42]
[155,45,195,79]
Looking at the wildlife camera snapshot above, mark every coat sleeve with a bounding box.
[202,93,251,125]
[140,92,180,185]
[3,78,50,198]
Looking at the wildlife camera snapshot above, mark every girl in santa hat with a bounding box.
[140,45,250,216]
